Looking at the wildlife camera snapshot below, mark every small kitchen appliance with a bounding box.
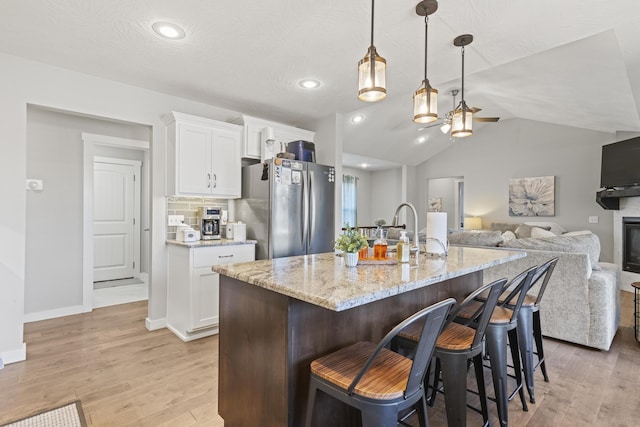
[197,206,222,240]
[176,225,201,242]
[224,222,247,241]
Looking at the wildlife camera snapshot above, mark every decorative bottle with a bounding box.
[373,227,388,260]
[397,230,410,263]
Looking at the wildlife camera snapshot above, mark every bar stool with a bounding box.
[458,266,537,427]
[395,278,507,427]
[304,298,455,427]
[508,257,558,403]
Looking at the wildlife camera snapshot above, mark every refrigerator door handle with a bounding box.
[302,168,309,250]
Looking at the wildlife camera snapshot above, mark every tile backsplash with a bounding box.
[167,196,229,240]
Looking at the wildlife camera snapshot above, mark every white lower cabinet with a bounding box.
[167,243,255,341]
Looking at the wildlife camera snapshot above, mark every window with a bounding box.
[342,175,357,227]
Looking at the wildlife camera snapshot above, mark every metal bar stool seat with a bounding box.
[305,298,455,427]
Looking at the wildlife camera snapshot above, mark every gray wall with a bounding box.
[26,106,150,316]
[416,118,616,261]
[371,168,404,227]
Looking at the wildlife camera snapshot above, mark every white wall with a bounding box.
[416,118,616,261]
[309,113,344,237]
[0,52,243,363]
[25,106,150,317]
[371,168,404,227]
[427,177,461,230]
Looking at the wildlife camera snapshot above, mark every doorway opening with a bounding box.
[83,133,150,309]
[426,176,464,232]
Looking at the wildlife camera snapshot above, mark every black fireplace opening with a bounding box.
[623,217,640,273]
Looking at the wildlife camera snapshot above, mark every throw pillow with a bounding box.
[501,230,517,243]
[448,230,504,247]
[531,227,556,238]
[501,233,602,270]
[514,224,552,239]
[524,221,568,235]
[490,222,519,233]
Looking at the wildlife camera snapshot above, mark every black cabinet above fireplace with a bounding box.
[596,186,640,210]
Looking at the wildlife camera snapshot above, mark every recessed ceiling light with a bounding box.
[416,136,427,144]
[299,79,320,89]
[351,114,364,124]
[152,22,186,40]
[417,127,426,131]
[361,163,368,168]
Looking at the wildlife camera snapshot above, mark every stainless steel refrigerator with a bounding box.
[235,159,335,260]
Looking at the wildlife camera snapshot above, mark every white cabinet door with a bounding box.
[242,123,263,159]
[177,122,212,194]
[211,127,241,198]
[190,267,220,331]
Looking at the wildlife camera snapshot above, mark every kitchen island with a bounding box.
[213,247,526,427]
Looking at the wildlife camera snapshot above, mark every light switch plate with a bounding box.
[168,214,184,226]
[588,216,599,224]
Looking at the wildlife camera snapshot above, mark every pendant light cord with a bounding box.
[371,0,375,47]
[424,15,429,82]
[460,45,465,110]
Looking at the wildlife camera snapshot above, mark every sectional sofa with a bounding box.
[447,223,621,351]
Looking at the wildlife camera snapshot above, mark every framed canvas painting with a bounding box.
[509,176,555,216]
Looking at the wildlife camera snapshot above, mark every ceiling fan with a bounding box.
[421,89,500,133]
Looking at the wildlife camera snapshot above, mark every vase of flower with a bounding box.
[344,252,359,267]
[335,223,369,268]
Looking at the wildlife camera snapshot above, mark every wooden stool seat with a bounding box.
[310,341,412,400]
[457,300,513,324]
[399,322,476,351]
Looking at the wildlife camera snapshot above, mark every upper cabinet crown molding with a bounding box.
[165,111,242,198]
[231,115,315,160]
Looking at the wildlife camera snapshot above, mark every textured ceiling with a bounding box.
[2,0,640,169]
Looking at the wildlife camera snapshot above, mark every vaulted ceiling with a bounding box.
[3,0,640,169]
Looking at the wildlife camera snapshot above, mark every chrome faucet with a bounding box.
[391,202,420,256]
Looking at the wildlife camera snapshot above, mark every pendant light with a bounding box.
[358,0,386,102]
[413,0,438,123]
[451,34,473,138]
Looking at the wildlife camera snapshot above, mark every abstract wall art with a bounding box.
[509,175,555,216]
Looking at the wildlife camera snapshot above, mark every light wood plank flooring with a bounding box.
[0,293,638,426]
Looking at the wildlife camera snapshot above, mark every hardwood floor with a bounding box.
[0,293,638,426]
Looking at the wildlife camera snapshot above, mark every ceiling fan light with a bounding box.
[451,106,473,138]
[413,82,438,123]
[440,122,451,133]
[358,46,387,102]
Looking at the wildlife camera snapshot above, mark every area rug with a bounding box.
[1,400,87,427]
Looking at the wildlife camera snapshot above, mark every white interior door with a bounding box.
[93,159,140,282]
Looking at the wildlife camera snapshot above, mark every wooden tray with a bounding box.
[357,258,398,265]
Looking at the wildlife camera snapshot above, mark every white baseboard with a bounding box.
[1,343,27,365]
[24,305,85,323]
[145,316,166,331]
[167,324,218,342]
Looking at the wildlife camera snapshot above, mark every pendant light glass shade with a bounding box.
[451,102,473,138]
[358,46,387,102]
[413,83,438,123]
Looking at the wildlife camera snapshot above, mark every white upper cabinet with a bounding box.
[165,112,242,198]
[231,115,315,160]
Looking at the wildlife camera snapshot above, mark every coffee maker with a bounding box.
[197,206,221,240]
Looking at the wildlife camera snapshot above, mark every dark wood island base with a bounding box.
[218,271,482,427]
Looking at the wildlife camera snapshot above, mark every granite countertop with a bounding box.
[212,247,526,311]
[166,238,257,248]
